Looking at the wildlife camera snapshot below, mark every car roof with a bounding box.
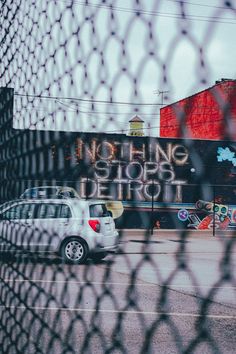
[23,186,75,190]
[21,185,80,195]
[0,198,106,209]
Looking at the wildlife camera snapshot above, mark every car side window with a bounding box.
[90,204,110,217]
[37,204,62,219]
[1,207,17,220]
[1,204,36,220]
[60,205,72,218]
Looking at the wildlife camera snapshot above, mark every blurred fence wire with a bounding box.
[0,0,236,353]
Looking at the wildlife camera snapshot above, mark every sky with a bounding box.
[1,0,236,136]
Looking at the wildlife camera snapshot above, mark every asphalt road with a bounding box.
[0,230,235,353]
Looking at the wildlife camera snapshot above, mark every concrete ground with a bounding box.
[0,229,235,353]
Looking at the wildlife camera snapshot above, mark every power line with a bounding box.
[166,0,234,11]
[16,92,233,110]
[14,92,164,106]
[55,99,161,115]
[16,106,161,116]
[15,94,231,112]
[55,0,236,25]
[17,104,230,116]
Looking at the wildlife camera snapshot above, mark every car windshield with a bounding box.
[89,204,110,217]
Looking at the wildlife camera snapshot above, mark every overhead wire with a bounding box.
[17,106,161,116]
[166,0,234,11]
[14,92,164,106]
[14,92,232,111]
[54,0,236,25]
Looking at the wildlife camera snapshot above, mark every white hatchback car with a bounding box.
[0,198,119,263]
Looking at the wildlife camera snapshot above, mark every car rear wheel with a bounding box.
[61,237,88,264]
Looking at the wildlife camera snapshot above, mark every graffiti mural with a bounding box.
[178,200,233,230]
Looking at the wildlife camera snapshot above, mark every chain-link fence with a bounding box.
[0,1,236,353]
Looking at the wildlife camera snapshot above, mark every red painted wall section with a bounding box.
[160,80,236,140]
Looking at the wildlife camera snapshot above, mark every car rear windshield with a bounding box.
[89,204,110,217]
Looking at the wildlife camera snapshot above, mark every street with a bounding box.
[0,230,235,353]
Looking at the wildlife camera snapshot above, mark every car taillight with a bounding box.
[88,219,100,233]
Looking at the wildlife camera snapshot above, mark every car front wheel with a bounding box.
[61,237,88,264]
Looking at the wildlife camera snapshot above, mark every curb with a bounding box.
[118,229,236,237]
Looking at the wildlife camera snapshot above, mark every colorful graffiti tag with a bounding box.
[179,200,235,230]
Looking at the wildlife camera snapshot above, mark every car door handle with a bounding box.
[59,222,69,226]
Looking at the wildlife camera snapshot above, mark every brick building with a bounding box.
[160,79,236,140]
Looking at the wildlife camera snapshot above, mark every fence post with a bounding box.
[151,179,154,235]
[86,175,88,200]
[213,183,216,237]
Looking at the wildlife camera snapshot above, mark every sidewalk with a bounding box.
[118,229,236,238]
